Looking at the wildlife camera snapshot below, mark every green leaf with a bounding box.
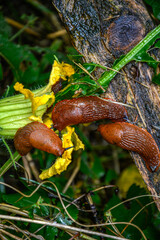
[67,54,83,63]
[104,184,156,240]
[0,151,21,177]
[144,0,160,20]
[21,64,40,84]
[0,35,24,81]
[142,226,160,240]
[0,63,3,81]
[45,226,58,239]
[50,39,63,51]
[80,151,94,178]
[105,169,118,184]
[2,191,40,209]
[91,153,105,178]
[74,126,92,150]
[67,204,79,220]
[0,35,40,86]
[153,211,160,230]
[57,213,72,225]
[77,63,96,73]
[152,73,160,85]
[0,177,5,195]
[154,40,160,48]
[127,185,152,225]
[0,14,12,37]
[105,193,129,224]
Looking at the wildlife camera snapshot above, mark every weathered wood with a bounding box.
[52,0,160,209]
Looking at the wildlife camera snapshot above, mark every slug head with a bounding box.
[145,153,160,172]
[52,104,83,131]
[30,129,64,156]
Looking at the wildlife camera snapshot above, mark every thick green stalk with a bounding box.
[0,86,51,139]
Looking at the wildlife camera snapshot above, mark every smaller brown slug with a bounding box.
[52,96,128,131]
[14,122,65,156]
[98,122,160,172]
[51,78,63,94]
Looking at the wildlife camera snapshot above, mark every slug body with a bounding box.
[52,96,128,131]
[14,122,65,156]
[98,122,160,172]
[51,78,63,94]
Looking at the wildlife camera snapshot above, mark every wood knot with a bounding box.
[106,15,145,57]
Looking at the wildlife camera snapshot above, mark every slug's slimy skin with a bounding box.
[14,122,65,156]
[51,78,63,94]
[98,122,160,172]
[52,96,128,131]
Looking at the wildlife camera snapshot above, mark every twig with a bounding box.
[0,215,128,240]
[5,17,40,39]
[22,156,32,181]
[0,229,22,240]
[26,153,42,182]
[47,29,67,39]
[62,157,81,193]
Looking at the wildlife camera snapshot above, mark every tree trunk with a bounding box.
[52,0,160,209]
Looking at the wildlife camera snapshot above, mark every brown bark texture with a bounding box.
[52,0,160,209]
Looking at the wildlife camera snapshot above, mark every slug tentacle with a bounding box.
[14,122,64,156]
[98,122,160,172]
[52,96,128,131]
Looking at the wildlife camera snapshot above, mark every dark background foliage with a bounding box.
[0,0,160,239]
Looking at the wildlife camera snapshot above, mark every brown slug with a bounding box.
[51,78,63,94]
[52,96,128,131]
[14,121,65,156]
[98,122,160,172]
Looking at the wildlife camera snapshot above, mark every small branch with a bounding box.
[47,29,67,39]
[0,215,128,240]
[5,17,40,39]
[62,157,81,193]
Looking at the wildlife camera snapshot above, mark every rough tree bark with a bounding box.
[52,0,160,209]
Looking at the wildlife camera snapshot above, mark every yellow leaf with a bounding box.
[29,115,43,122]
[72,130,85,151]
[62,62,75,78]
[32,93,55,113]
[43,114,53,128]
[39,126,84,179]
[61,126,74,160]
[39,158,71,180]
[49,60,75,86]
[14,82,34,99]
[14,82,55,117]
[117,164,147,198]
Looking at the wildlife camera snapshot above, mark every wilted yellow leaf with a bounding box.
[117,164,147,198]
[49,60,75,86]
[14,82,55,117]
[39,126,84,180]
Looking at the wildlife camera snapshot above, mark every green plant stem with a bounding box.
[98,24,160,87]
[9,17,38,42]
[26,0,52,15]
[1,138,17,169]
[0,152,21,177]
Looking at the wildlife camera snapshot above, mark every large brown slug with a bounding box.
[98,122,160,172]
[52,96,128,131]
